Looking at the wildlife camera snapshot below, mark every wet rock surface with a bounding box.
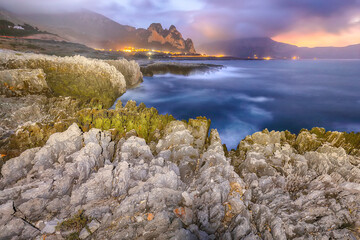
[0,121,359,239]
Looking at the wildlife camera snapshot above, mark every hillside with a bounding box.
[199,37,360,59]
[14,9,195,53]
[0,19,49,37]
[199,37,298,58]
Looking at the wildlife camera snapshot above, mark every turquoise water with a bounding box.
[118,60,360,149]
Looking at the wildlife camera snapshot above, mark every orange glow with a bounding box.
[273,26,360,47]
[263,57,271,60]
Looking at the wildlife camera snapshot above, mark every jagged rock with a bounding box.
[147,23,196,53]
[0,118,360,239]
[41,219,61,234]
[0,147,39,186]
[231,129,360,239]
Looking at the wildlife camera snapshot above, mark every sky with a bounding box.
[1,0,360,47]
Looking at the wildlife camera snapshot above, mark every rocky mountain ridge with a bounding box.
[147,23,196,53]
[0,9,196,53]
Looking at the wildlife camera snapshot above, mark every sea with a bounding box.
[116,59,360,149]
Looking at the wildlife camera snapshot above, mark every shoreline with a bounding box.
[0,49,360,239]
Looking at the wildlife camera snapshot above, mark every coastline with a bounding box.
[0,50,360,239]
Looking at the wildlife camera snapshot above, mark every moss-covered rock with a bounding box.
[233,127,360,166]
[56,209,91,240]
[0,95,90,160]
[77,100,175,143]
[1,52,127,107]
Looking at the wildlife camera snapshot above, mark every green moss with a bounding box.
[56,209,91,240]
[65,232,81,240]
[76,101,175,143]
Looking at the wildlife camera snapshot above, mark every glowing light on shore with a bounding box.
[263,57,271,60]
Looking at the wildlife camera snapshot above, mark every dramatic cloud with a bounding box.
[0,0,360,47]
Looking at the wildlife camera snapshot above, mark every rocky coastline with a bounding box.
[0,50,360,239]
[140,62,224,77]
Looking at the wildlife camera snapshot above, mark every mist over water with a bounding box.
[117,60,360,149]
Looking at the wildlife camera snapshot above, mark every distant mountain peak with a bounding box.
[148,23,164,33]
[169,25,177,31]
[147,22,195,53]
[1,8,197,53]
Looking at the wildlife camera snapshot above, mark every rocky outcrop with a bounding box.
[140,62,224,77]
[1,51,127,107]
[230,129,360,239]
[0,51,144,161]
[147,23,196,54]
[0,94,88,160]
[1,118,359,239]
[0,117,239,239]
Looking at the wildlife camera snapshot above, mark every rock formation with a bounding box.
[147,23,196,54]
[0,113,359,239]
[0,50,143,160]
[140,62,223,77]
[230,129,360,239]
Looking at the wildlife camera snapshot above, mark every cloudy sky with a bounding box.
[1,0,360,47]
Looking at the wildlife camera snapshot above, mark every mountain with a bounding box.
[4,9,195,53]
[199,37,360,59]
[199,37,297,58]
[146,23,195,53]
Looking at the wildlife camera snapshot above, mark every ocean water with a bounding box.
[117,60,360,149]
